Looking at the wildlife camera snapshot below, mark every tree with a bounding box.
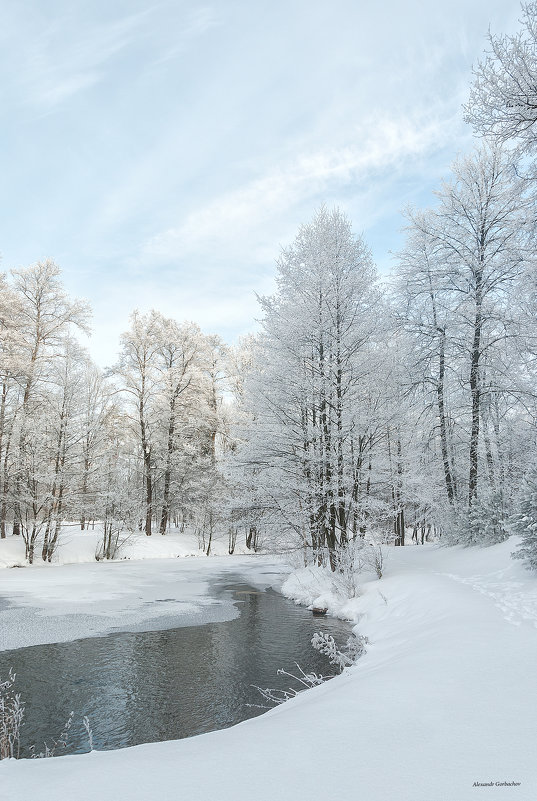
[77,360,115,531]
[403,147,531,535]
[395,219,460,511]
[0,274,25,538]
[9,261,89,558]
[114,310,161,536]
[40,338,87,562]
[465,2,537,154]
[152,318,207,535]
[113,311,230,548]
[236,206,379,568]
[512,459,537,568]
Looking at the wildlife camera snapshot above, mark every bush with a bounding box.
[330,540,366,598]
[511,460,537,570]
[311,632,367,671]
[364,543,387,579]
[251,632,366,708]
[0,670,24,759]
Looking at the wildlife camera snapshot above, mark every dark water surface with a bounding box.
[0,576,350,756]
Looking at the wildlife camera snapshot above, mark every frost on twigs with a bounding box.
[1,669,92,759]
[251,632,366,709]
[0,669,24,759]
[311,632,367,672]
[363,543,387,580]
[329,541,364,598]
[249,664,328,708]
[29,712,74,759]
[328,540,387,600]
[83,716,94,751]
[511,460,537,570]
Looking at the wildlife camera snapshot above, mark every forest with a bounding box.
[0,5,537,576]
[2,4,537,800]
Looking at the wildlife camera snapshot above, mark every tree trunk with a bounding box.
[159,394,177,535]
[144,450,152,536]
[437,327,456,504]
[468,264,483,507]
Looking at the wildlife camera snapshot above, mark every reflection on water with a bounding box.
[0,577,351,756]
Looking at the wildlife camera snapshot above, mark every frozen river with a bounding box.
[0,561,350,755]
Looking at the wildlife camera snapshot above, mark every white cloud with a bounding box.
[36,72,102,107]
[143,110,461,264]
[12,7,154,109]
[0,0,520,369]
[153,7,221,64]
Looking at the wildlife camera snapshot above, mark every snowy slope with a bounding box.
[2,539,536,801]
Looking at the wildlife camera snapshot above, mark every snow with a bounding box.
[0,549,286,652]
[0,525,248,570]
[0,527,265,650]
[2,538,537,800]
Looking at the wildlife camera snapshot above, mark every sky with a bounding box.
[0,0,523,366]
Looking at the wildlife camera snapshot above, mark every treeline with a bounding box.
[233,188,535,566]
[0,262,236,562]
[2,3,537,568]
[231,3,537,567]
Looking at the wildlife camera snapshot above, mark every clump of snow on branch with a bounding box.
[311,632,366,672]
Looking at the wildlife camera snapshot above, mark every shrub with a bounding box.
[0,670,24,759]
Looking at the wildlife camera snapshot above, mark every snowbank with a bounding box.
[0,525,249,570]
[2,539,537,800]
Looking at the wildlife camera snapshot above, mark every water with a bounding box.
[0,577,351,756]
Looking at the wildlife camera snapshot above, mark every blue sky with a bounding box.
[0,0,522,365]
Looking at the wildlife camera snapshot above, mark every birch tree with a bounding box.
[114,310,161,536]
[397,145,533,541]
[10,261,89,555]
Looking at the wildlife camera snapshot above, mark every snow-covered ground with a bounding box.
[2,537,536,801]
[0,525,246,570]
[0,527,269,651]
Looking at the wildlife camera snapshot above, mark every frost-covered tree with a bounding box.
[196,334,232,554]
[113,310,161,536]
[77,360,115,531]
[8,261,90,557]
[397,146,533,544]
[0,275,25,538]
[395,218,460,511]
[113,311,230,546]
[465,2,537,153]
[511,459,537,568]
[40,338,89,562]
[96,412,141,561]
[0,263,238,560]
[152,317,205,535]
[236,207,380,568]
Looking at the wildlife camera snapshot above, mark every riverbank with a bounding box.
[2,538,536,800]
[0,525,247,569]
[0,553,287,651]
